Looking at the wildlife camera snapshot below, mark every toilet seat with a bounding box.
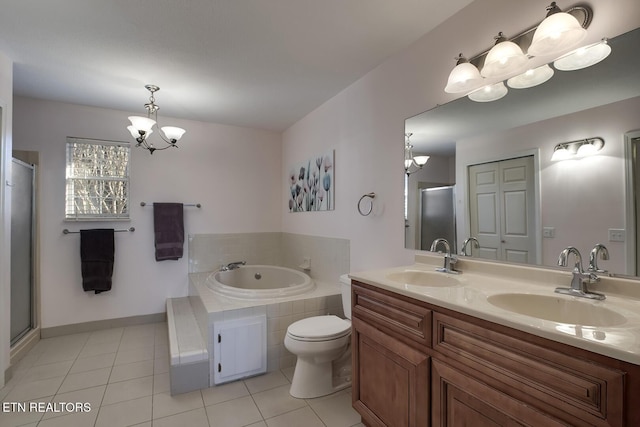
[287,315,351,342]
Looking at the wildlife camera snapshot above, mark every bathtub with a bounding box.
[206,265,315,299]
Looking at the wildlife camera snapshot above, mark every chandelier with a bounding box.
[127,85,186,154]
[404,133,429,176]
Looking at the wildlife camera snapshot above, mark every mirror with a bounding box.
[405,27,640,276]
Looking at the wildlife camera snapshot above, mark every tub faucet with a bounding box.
[221,261,246,271]
[460,237,480,257]
[588,243,609,274]
[555,246,605,300]
[430,238,459,274]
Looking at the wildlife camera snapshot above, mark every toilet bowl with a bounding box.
[284,274,352,398]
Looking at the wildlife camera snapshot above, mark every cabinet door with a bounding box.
[432,359,565,427]
[352,318,429,427]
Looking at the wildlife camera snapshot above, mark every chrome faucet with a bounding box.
[555,246,604,300]
[220,261,246,271]
[430,238,459,274]
[588,243,609,274]
[460,237,480,257]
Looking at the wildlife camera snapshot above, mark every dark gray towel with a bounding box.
[80,229,115,294]
[153,203,184,261]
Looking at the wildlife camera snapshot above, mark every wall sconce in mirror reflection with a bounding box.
[550,137,605,161]
[444,2,611,103]
[404,133,430,176]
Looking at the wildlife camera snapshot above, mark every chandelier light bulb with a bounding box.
[481,33,528,79]
[554,39,611,71]
[445,54,484,93]
[507,64,554,89]
[468,82,508,102]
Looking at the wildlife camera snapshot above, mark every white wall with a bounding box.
[281,0,640,273]
[0,51,13,386]
[12,97,281,329]
[455,96,640,272]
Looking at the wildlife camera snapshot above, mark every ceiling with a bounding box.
[0,0,472,132]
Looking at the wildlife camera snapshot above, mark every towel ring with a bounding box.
[357,192,376,216]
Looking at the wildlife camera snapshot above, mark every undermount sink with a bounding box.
[386,270,461,287]
[487,293,627,327]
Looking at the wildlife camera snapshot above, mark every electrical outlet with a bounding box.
[608,229,625,242]
[542,227,555,238]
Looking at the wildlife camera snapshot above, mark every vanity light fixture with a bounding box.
[404,133,429,176]
[127,85,186,155]
[468,82,508,103]
[507,64,554,89]
[528,2,587,57]
[481,32,528,79]
[444,54,483,94]
[554,38,611,71]
[550,137,604,161]
[443,3,608,102]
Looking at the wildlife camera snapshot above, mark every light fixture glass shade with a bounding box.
[468,82,508,102]
[577,142,597,156]
[128,116,156,135]
[553,39,611,71]
[445,62,483,93]
[528,12,587,57]
[507,64,554,89]
[550,146,572,161]
[413,155,430,166]
[161,126,186,142]
[481,39,528,78]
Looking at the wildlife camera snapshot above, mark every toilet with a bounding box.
[284,274,352,398]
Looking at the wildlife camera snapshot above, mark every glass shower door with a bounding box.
[10,158,35,346]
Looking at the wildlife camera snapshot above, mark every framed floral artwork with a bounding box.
[288,150,334,212]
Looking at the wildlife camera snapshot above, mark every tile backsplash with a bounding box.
[188,232,350,283]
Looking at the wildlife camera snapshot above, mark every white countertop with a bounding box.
[349,254,640,365]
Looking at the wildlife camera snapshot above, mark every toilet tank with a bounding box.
[339,274,352,319]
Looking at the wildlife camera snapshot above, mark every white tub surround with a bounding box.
[350,253,640,365]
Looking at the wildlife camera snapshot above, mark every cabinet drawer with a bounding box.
[352,281,431,351]
[433,312,625,427]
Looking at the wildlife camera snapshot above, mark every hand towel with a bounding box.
[153,203,184,261]
[80,229,115,294]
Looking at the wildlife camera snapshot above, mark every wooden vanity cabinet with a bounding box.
[351,280,640,427]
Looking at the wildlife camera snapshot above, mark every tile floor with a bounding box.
[0,323,363,427]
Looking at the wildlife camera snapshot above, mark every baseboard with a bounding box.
[10,327,41,368]
[41,312,166,338]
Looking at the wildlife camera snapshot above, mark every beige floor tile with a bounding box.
[85,328,123,345]
[69,352,116,374]
[32,347,81,366]
[306,390,361,427]
[251,384,307,419]
[152,390,204,419]
[201,380,249,406]
[129,423,152,427]
[41,385,106,420]
[58,367,111,393]
[154,356,169,375]
[78,340,120,359]
[0,397,50,427]
[102,376,153,406]
[37,411,98,427]
[265,406,325,427]
[153,407,209,427]
[94,395,152,427]
[155,343,169,359]
[118,334,155,351]
[246,422,268,427]
[114,346,154,366]
[109,359,153,383]
[22,360,73,382]
[244,371,289,394]
[205,395,263,427]
[153,373,170,395]
[281,367,295,383]
[4,376,65,401]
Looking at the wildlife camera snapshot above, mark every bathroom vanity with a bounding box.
[349,255,640,426]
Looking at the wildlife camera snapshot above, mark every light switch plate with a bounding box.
[542,227,555,238]
[608,229,625,242]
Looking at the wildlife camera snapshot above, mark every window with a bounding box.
[65,137,131,220]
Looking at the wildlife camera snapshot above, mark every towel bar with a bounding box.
[63,227,135,234]
[140,201,201,208]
